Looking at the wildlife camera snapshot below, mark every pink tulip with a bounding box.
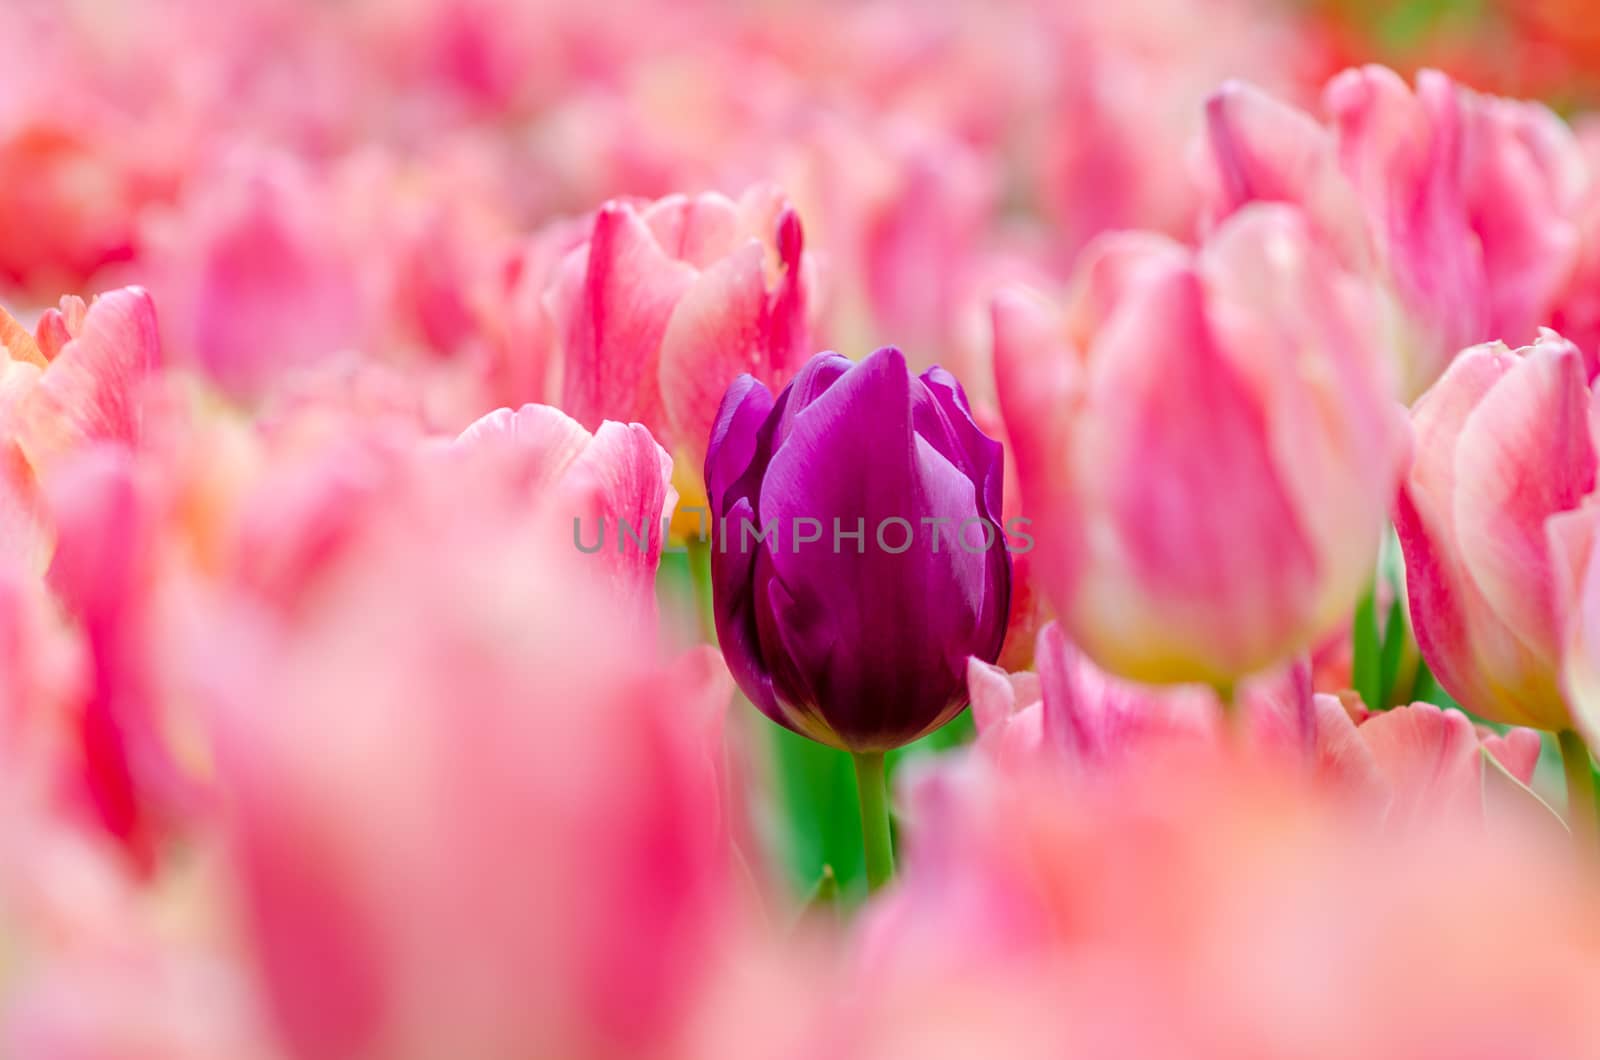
[1031,0,1309,262]
[451,403,676,622]
[0,287,162,572]
[1551,118,1600,374]
[1549,497,1600,745]
[1198,67,1586,398]
[0,287,161,475]
[0,824,277,1060]
[854,754,1600,1059]
[547,186,813,499]
[144,154,366,399]
[1396,330,1597,732]
[966,622,1546,826]
[993,204,1406,688]
[201,493,736,1060]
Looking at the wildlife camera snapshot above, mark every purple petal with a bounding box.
[757,348,1004,750]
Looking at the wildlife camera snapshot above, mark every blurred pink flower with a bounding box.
[994,204,1406,687]
[847,754,1600,1059]
[0,817,277,1059]
[0,287,161,474]
[967,621,1547,827]
[1198,67,1588,398]
[143,155,366,400]
[0,287,162,571]
[200,495,737,1060]
[452,403,676,622]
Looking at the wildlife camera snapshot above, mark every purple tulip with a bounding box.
[704,347,1011,753]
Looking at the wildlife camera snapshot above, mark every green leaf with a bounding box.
[1377,595,1407,709]
[767,725,865,895]
[1352,578,1383,711]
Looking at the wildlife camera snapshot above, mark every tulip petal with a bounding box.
[555,204,696,440]
[1199,81,1367,266]
[453,403,594,495]
[966,657,1022,736]
[1035,621,1215,765]
[643,192,742,269]
[564,420,676,620]
[1201,205,1404,634]
[1452,337,1595,671]
[18,287,160,470]
[0,305,45,368]
[1461,92,1584,347]
[1360,703,1483,828]
[1396,344,1569,728]
[1555,504,1600,743]
[705,373,777,520]
[1304,692,1385,801]
[991,289,1083,625]
[1481,726,1544,787]
[1325,66,1487,394]
[659,241,769,474]
[1072,261,1317,683]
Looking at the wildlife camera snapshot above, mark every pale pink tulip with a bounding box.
[1198,67,1587,398]
[993,204,1406,688]
[547,186,813,501]
[1396,330,1597,731]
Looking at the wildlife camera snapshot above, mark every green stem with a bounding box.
[851,751,894,893]
[1558,729,1598,846]
[685,534,716,645]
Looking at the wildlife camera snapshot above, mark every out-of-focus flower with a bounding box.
[0,287,162,474]
[0,287,162,570]
[849,754,1600,1059]
[1197,67,1588,398]
[452,403,676,623]
[1396,331,1596,733]
[476,215,591,410]
[966,620,1547,827]
[0,817,278,1060]
[994,204,1405,689]
[547,186,813,504]
[1031,0,1311,262]
[971,402,1046,671]
[199,481,736,1060]
[705,348,1010,752]
[142,155,367,401]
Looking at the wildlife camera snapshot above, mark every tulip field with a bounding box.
[9,0,1600,1055]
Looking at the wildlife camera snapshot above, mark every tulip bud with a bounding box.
[704,347,1011,752]
[994,204,1407,688]
[1397,330,1598,732]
